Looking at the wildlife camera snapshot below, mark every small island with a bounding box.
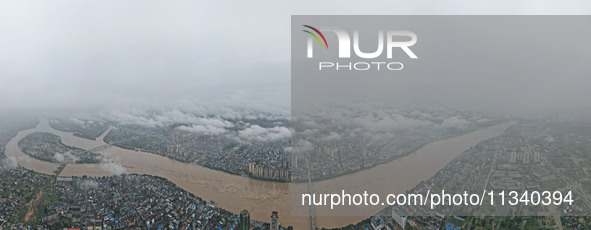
[18,132,103,164]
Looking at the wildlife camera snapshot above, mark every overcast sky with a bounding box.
[1,0,591,113]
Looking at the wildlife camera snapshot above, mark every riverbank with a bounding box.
[5,118,515,229]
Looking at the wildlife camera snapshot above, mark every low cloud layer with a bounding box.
[0,157,18,171]
[441,116,471,128]
[54,151,81,163]
[291,103,502,156]
[80,179,99,190]
[176,117,235,136]
[238,125,290,142]
[100,158,127,176]
[55,97,291,143]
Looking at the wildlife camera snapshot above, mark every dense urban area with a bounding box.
[49,109,501,182]
[49,118,292,182]
[368,120,591,229]
[1,114,294,230]
[2,111,591,229]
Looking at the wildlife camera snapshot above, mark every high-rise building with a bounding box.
[522,151,530,164]
[270,211,279,230]
[240,210,250,230]
[510,151,516,164]
[392,208,407,229]
[533,151,540,163]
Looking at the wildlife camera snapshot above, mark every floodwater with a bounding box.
[5,119,515,229]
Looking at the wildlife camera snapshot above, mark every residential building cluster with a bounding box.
[41,174,240,229]
[104,125,290,181]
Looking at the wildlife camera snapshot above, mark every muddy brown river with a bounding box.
[5,119,515,229]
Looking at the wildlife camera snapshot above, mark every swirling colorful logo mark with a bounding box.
[302,25,328,49]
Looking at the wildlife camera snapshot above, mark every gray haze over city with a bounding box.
[3,1,591,229]
[1,1,591,116]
